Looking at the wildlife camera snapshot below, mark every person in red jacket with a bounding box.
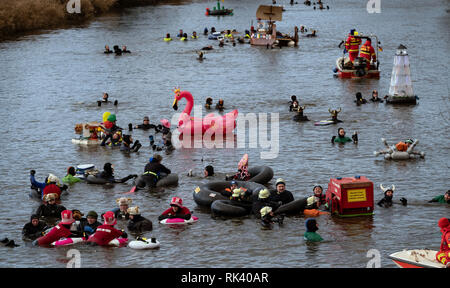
[359,38,376,69]
[158,197,191,221]
[34,210,75,246]
[87,211,127,246]
[436,217,450,267]
[345,29,361,64]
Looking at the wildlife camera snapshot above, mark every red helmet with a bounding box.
[170,197,183,208]
[103,211,117,225]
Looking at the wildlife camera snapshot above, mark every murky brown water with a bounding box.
[0,0,448,268]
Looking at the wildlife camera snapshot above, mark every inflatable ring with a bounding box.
[160,216,198,225]
[275,198,308,215]
[128,238,160,250]
[247,166,274,184]
[193,181,266,208]
[211,200,252,217]
[86,175,110,184]
[135,174,179,189]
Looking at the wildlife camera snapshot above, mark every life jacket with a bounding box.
[441,229,450,252]
[395,142,409,152]
[345,35,361,53]
[164,38,172,42]
[360,42,376,61]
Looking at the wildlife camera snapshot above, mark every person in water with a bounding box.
[82,211,101,236]
[203,28,208,35]
[252,189,282,218]
[164,33,172,41]
[312,185,327,207]
[134,116,156,130]
[177,29,183,37]
[289,95,299,111]
[222,180,239,197]
[22,214,49,241]
[102,92,109,102]
[87,211,128,246]
[139,154,172,188]
[395,139,414,152]
[202,45,213,51]
[69,209,86,238]
[180,33,188,41]
[158,197,192,221]
[104,45,113,54]
[331,128,358,144]
[355,92,367,105]
[122,46,131,53]
[304,218,323,242]
[230,189,253,212]
[436,217,450,267]
[377,184,407,207]
[113,45,122,55]
[305,196,321,210]
[120,134,142,152]
[112,197,132,220]
[306,30,317,37]
[30,169,47,197]
[228,154,251,181]
[260,206,284,229]
[270,178,294,205]
[205,98,213,109]
[127,206,153,233]
[35,193,67,219]
[428,190,450,204]
[191,31,198,39]
[370,90,383,102]
[42,173,68,200]
[96,162,137,183]
[34,210,77,246]
[100,113,122,146]
[62,167,82,185]
[204,165,215,177]
[328,108,342,123]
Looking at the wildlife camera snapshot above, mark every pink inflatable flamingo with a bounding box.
[172,89,238,136]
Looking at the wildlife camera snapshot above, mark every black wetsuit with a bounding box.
[136,123,156,130]
[35,203,67,219]
[127,215,153,233]
[269,190,294,205]
[137,162,172,188]
[22,220,48,241]
[252,198,282,218]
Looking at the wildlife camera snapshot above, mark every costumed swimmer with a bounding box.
[304,218,323,242]
[377,184,407,207]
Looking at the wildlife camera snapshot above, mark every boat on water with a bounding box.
[250,5,298,47]
[389,249,445,268]
[72,122,101,146]
[206,1,233,16]
[334,33,381,79]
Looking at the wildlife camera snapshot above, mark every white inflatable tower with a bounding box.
[386,44,416,104]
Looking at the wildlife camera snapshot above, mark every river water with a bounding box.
[0,0,448,268]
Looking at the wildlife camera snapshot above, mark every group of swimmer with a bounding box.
[104,45,131,55]
[21,194,192,247]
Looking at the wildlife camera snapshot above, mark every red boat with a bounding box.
[334,34,381,79]
[389,249,445,268]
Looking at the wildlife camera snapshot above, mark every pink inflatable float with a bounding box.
[172,89,238,136]
[160,216,199,225]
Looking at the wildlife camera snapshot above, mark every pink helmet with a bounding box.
[60,210,75,225]
[103,211,117,225]
[170,197,183,208]
[160,119,171,129]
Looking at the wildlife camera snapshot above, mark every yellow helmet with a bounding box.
[260,206,272,217]
[354,31,359,36]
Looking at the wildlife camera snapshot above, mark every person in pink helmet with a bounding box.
[158,197,191,221]
[34,210,76,246]
[87,211,127,246]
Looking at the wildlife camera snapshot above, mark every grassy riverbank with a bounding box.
[0,0,161,41]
